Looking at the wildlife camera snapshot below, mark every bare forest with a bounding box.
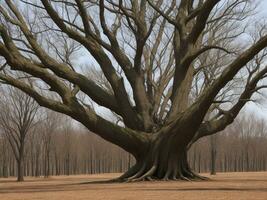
[1,94,267,178]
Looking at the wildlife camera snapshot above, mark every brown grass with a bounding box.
[0,172,267,200]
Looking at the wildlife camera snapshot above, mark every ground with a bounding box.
[0,172,267,200]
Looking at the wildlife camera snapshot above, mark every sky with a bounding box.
[243,1,267,120]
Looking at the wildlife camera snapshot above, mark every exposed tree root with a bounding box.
[112,137,209,183]
[114,158,209,182]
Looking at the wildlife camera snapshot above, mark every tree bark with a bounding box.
[115,132,207,182]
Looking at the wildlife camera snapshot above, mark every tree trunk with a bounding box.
[17,158,24,182]
[210,136,217,175]
[35,155,40,177]
[115,134,207,182]
[210,150,216,175]
[17,142,25,182]
[3,163,8,178]
[44,152,50,178]
[246,150,249,171]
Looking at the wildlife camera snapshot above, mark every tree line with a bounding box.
[189,115,267,174]
[0,89,266,179]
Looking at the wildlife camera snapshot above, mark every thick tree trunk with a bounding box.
[115,134,207,182]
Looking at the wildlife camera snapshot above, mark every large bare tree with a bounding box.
[0,0,267,181]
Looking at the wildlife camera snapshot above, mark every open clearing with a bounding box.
[0,172,267,200]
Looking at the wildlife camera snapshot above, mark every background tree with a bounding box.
[0,135,11,178]
[209,135,217,175]
[41,110,62,177]
[0,0,267,181]
[0,86,39,181]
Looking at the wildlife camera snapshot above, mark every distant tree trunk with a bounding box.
[198,153,201,173]
[44,150,50,178]
[2,152,8,178]
[210,151,216,175]
[66,155,70,176]
[17,158,24,182]
[210,135,217,175]
[31,154,34,177]
[35,153,40,177]
[192,146,197,172]
[3,165,8,178]
[90,150,93,174]
[245,150,249,171]
[54,151,59,176]
[17,141,26,182]
[1,140,9,178]
[127,153,131,170]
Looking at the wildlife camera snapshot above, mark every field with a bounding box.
[0,172,267,200]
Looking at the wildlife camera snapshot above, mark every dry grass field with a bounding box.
[0,172,267,200]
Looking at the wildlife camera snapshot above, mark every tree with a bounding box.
[233,115,257,171]
[0,0,267,181]
[0,86,39,181]
[209,135,217,175]
[62,119,73,176]
[41,110,62,177]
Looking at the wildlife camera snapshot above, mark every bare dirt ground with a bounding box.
[0,172,267,200]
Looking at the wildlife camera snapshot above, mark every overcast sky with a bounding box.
[243,1,267,119]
